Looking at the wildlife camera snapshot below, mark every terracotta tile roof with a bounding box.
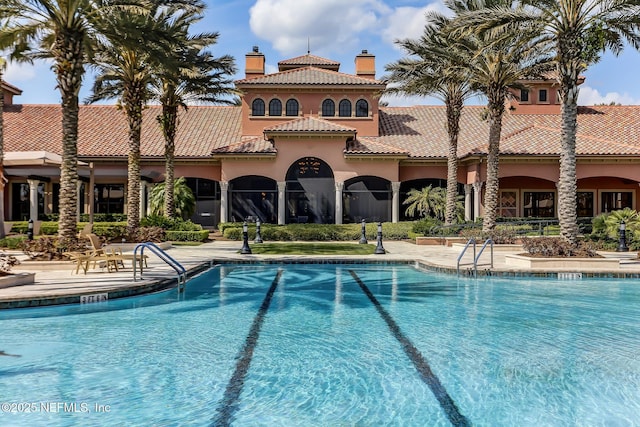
[278,54,340,71]
[235,66,385,87]
[5,103,640,161]
[211,136,276,155]
[263,116,356,134]
[3,104,242,158]
[346,137,409,156]
[377,105,640,158]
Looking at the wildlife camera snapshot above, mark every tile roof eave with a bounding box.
[344,152,409,160]
[211,153,277,160]
[235,82,386,90]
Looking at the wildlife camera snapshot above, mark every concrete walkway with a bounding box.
[1,240,639,308]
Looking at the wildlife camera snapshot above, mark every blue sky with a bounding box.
[4,0,640,106]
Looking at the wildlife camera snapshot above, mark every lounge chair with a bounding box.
[85,233,147,270]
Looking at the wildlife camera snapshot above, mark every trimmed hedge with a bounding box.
[165,230,210,242]
[220,222,415,241]
[6,220,208,242]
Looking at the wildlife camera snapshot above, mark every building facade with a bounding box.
[3,48,640,226]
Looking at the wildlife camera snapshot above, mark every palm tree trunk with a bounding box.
[445,92,463,225]
[55,31,84,241]
[161,104,178,218]
[482,93,505,233]
[0,67,5,238]
[558,82,579,246]
[125,100,143,232]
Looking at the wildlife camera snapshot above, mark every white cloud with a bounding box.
[381,1,448,48]
[578,86,640,106]
[4,61,37,82]
[380,92,442,107]
[249,0,390,56]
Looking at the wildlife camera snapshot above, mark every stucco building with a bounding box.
[3,48,640,227]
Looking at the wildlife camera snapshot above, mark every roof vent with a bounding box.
[252,46,259,53]
[362,49,368,54]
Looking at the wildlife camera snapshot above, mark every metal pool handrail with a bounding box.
[133,242,187,290]
[474,239,494,277]
[457,238,494,276]
[457,238,476,275]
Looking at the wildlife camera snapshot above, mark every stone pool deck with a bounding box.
[1,240,640,309]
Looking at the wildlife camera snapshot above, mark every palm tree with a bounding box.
[151,5,237,218]
[86,6,181,232]
[385,15,474,226]
[149,177,196,219]
[0,0,147,241]
[457,0,640,245]
[403,185,447,220]
[0,58,6,238]
[447,0,553,233]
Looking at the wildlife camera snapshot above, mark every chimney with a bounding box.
[245,46,265,79]
[1,80,23,105]
[355,50,375,80]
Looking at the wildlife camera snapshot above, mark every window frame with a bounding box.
[251,98,265,116]
[355,99,369,117]
[285,98,299,116]
[338,99,352,117]
[321,99,335,117]
[538,89,548,103]
[269,98,282,116]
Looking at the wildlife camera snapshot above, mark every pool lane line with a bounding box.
[212,269,283,427]
[348,270,471,427]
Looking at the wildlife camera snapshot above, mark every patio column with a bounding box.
[391,181,401,223]
[139,181,147,219]
[76,180,83,222]
[27,178,39,221]
[335,181,344,224]
[89,162,95,224]
[219,181,229,223]
[473,181,484,219]
[464,184,473,221]
[277,181,286,225]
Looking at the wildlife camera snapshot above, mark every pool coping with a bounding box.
[3,251,640,310]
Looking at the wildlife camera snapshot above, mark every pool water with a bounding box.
[1,264,640,426]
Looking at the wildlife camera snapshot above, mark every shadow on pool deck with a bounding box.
[1,240,639,308]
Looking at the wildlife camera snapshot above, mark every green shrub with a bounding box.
[412,218,441,235]
[0,236,26,249]
[140,215,202,231]
[220,222,414,241]
[521,237,598,257]
[165,230,210,242]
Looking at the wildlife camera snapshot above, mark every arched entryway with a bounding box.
[229,176,277,223]
[343,176,391,223]
[286,157,334,223]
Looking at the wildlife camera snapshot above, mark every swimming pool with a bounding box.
[1,263,640,426]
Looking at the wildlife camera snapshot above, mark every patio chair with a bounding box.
[85,233,147,270]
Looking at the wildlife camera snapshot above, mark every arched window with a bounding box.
[252,99,265,116]
[269,99,282,116]
[339,99,351,117]
[322,99,335,117]
[355,99,369,117]
[286,99,299,116]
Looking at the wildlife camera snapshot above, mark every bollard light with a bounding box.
[241,221,252,254]
[375,222,386,254]
[617,219,629,252]
[27,219,34,240]
[254,218,263,243]
[359,219,368,244]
